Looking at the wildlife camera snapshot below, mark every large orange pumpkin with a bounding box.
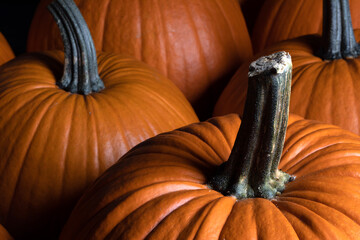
[0,0,198,239]
[215,0,360,135]
[27,0,253,119]
[0,33,14,66]
[60,52,360,239]
[251,0,360,53]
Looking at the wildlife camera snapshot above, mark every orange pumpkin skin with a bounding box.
[27,0,253,119]
[251,0,360,53]
[0,225,13,240]
[59,114,360,239]
[214,30,360,135]
[0,33,14,66]
[0,51,198,239]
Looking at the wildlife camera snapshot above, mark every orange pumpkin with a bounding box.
[215,0,360,135]
[0,0,198,239]
[0,225,12,240]
[252,0,360,53]
[27,0,253,119]
[60,52,360,239]
[0,33,14,66]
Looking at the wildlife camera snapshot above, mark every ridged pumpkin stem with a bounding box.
[321,0,360,60]
[48,0,104,95]
[340,0,360,58]
[208,51,294,200]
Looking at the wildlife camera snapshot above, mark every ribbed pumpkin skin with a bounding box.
[60,114,360,239]
[27,0,253,119]
[0,33,14,66]
[252,0,360,53]
[214,30,360,135]
[0,51,198,239]
[0,225,13,240]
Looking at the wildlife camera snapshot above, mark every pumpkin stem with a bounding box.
[48,0,104,95]
[321,0,360,60]
[208,51,294,200]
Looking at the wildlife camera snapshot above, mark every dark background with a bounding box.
[0,1,41,55]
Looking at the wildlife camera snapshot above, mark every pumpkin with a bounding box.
[0,33,14,66]
[251,0,360,53]
[0,225,13,240]
[0,0,198,239]
[215,0,360,135]
[27,0,253,120]
[60,52,360,239]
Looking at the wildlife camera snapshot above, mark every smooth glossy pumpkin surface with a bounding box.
[27,0,253,119]
[0,33,14,66]
[0,225,13,240]
[214,30,360,135]
[60,114,360,239]
[252,0,360,53]
[0,50,198,239]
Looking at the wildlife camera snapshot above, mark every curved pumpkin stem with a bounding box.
[321,0,360,60]
[48,0,104,95]
[208,51,294,199]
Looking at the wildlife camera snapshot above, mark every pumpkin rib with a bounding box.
[84,98,101,176]
[281,123,360,169]
[0,90,61,140]
[290,62,322,94]
[146,193,221,239]
[206,114,240,148]
[94,94,133,152]
[176,123,232,164]
[193,196,236,239]
[220,198,299,239]
[147,130,227,167]
[77,182,211,239]
[287,0,305,40]
[178,196,234,239]
[278,196,360,239]
[100,0,112,51]
[279,195,360,228]
[343,61,359,134]
[129,136,217,167]
[5,91,67,218]
[282,189,360,224]
[213,0,238,52]
[183,0,210,87]
[178,196,221,239]
[106,189,214,239]
[281,127,360,171]
[276,200,351,239]
[303,63,330,118]
[285,0,304,41]
[285,146,360,175]
[2,90,64,174]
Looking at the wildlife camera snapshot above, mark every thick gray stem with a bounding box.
[48,0,104,95]
[321,0,360,60]
[208,52,294,200]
